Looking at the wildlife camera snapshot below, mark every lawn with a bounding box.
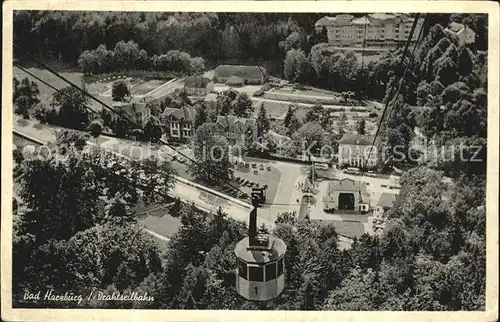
[13,66,84,109]
[13,66,116,113]
[253,100,309,120]
[315,220,365,238]
[263,90,341,105]
[130,79,168,96]
[137,212,181,239]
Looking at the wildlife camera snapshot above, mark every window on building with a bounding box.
[239,260,247,279]
[248,265,264,282]
[265,263,277,281]
[278,258,284,276]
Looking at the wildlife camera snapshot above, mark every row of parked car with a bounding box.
[235,160,272,172]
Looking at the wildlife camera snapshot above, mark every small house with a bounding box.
[444,22,476,46]
[161,105,195,141]
[111,101,151,125]
[375,192,398,217]
[338,134,377,169]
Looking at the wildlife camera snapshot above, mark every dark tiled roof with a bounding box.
[162,105,195,122]
[377,192,398,208]
[215,115,256,132]
[339,134,375,146]
[214,65,267,81]
[112,101,147,115]
[184,76,212,88]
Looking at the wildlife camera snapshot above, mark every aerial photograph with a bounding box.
[10,10,488,311]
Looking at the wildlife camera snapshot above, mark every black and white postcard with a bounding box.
[2,1,499,321]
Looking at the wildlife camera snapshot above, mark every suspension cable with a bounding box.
[358,13,426,183]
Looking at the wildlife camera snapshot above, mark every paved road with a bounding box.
[13,119,266,227]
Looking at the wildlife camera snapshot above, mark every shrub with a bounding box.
[253,89,265,97]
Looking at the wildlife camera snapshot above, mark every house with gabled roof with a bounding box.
[338,133,377,169]
[323,178,370,214]
[215,115,256,146]
[161,105,195,141]
[111,101,151,125]
[214,65,268,85]
[444,22,476,46]
[375,192,398,217]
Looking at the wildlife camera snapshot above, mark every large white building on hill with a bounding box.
[314,13,424,49]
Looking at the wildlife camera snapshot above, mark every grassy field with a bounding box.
[263,90,341,105]
[14,67,84,109]
[314,220,365,238]
[253,100,309,120]
[137,212,181,239]
[130,79,167,95]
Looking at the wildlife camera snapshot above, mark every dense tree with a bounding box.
[88,119,103,144]
[194,103,208,129]
[189,123,233,184]
[13,77,40,118]
[114,117,130,138]
[292,121,325,159]
[283,49,311,83]
[51,85,90,130]
[255,103,270,138]
[143,117,163,143]
[112,81,131,102]
[356,118,366,135]
[55,129,90,150]
[231,92,254,118]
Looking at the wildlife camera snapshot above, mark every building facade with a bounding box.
[215,115,257,146]
[315,13,424,49]
[161,105,195,141]
[443,22,476,46]
[338,134,377,169]
[323,178,370,214]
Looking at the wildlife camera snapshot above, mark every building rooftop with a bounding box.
[162,105,195,122]
[352,16,371,25]
[369,13,397,20]
[447,22,465,33]
[377,192,398,209]
[323,178,370,203]
[234,235,286,264]
[339,133,375,146]
[215,115,256,132]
